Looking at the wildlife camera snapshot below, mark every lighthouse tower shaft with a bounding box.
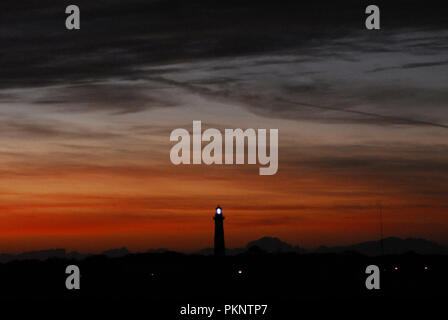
[214,212,225,256]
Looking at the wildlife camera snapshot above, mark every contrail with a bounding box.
[279,98,448,129]
[149,76,448,129]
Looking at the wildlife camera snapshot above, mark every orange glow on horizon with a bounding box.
[0,145,447,253]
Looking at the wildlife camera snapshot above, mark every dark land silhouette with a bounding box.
[0,237,447,304]
[2,236,446,263]
[0,238,446,319]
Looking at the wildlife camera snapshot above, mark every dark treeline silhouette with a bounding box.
[1,250,447,319]
[1,239,447,318]
[2,236,446,263]
[0,241,447,301]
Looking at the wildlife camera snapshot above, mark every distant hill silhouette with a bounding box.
[0,249,66,263]
[316,237,448,256]
[246,237,307,253]
[196,247,245,256]
[1,237,447,263]
[197,236,447,256]
[102,247,131,258]
[146,248,171,254]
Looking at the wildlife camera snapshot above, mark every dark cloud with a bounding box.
[279,143,448,201]
[275,97,448,129]
[0,117,121,140]
[368,59,448,73]
[135,71,448,129]
[1,0,446,128]
[33,83,178,114]
[1,0,446,90]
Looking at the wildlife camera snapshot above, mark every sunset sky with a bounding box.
[0,0,447,253]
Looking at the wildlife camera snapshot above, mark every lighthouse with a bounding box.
[213,205,226,256]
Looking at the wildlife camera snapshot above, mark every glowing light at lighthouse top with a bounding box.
[216,206,222,215]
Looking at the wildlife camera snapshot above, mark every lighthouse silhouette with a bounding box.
[213,205,226,256]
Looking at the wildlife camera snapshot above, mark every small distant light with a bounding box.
[238,270,243,274]
[424,266,428,270]
[216,207,222,215]
[394,266,398,270]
